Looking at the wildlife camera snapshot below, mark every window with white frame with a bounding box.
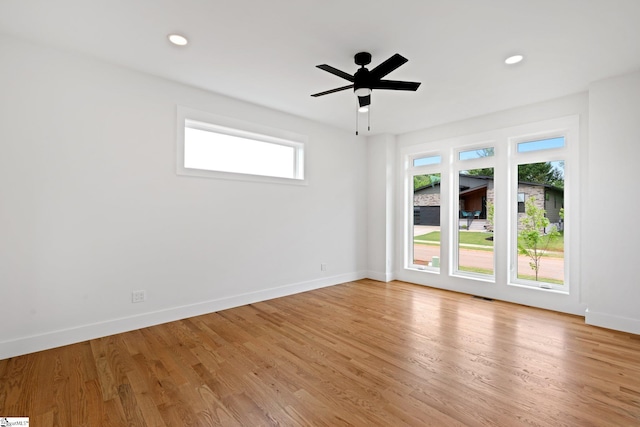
[177,106,306,184]
[402,116,578,294]
[455,146,495,278]
[512,136,566,290]
[409,154,442,271]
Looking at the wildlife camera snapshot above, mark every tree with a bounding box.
[485,199,494,232]
[463,167,494,177]
[413,174,440,190]
[461,148,495,177]
[518,196,560,281]
[464,160,564,188]
[518,162,563,186]
[475,147,495,157]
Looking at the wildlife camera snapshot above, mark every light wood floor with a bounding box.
[1,279,639,426]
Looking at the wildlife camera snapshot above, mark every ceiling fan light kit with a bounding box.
[312,52,421,135]
[354,87,371,97]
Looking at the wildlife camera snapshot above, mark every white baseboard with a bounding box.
[0,271,367,360]
[365,270,395,282]
[585,309,640,335]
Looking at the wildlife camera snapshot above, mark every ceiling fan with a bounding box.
[311,52,421,111]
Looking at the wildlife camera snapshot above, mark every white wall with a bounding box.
[585,70,640,334]
[0,35,368,359]
[366,134,396,281]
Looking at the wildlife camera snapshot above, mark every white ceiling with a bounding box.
[2,0,640,135]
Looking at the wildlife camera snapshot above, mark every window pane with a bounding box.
[458,168,494,275]
[184,126,298,179]
[413,173,441,269]
[516,161,564,285]
[459,147,494,161]
[413,155,441,167]
[517,137,565,153]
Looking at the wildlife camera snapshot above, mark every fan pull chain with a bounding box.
[355,105,359,135]
[368,105,371,131]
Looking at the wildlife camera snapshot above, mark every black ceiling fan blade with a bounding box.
[369,53,408,81]
[358,95,371,107]
[371,80,421,91]
[311,84,354,97]
[316,64,355,82]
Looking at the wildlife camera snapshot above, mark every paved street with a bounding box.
[413,244,564,282]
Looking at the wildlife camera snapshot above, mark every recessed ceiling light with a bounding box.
[168,34,188,46]
[505,54,524,65]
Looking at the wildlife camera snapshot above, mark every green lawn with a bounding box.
[415,230,564,253]
[524,231,564,253]
[415,231,494,246]
[458,266,494,275]
[517,274,564,285]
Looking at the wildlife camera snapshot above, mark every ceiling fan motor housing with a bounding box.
[354,67,371,94]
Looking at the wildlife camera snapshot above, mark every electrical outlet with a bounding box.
[132,290,146,303]
[321,263,327,271]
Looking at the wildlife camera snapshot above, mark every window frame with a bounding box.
[400,115,579,297]
[509,132,570,291]
[406,153,444,273]
[176,106,307,185]
[453,143,497,281]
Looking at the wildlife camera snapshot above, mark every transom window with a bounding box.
[413,154,442,167]
[517,136,565,153]
[177,106,306,185]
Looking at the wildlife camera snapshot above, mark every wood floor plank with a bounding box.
[1,279,639,426]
